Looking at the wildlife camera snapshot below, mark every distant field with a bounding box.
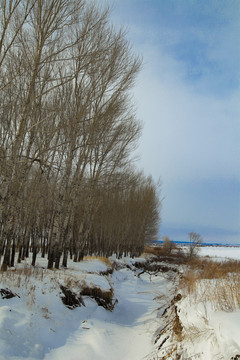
[154,241,240,260]
[198,246,240,260]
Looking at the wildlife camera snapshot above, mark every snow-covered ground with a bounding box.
[0,247,240,360]
[177,298,240,360]
[0,255,176,360]
[199,245,240,260]
[155,246,240,360]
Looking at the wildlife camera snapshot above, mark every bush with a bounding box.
[162,236,176,254]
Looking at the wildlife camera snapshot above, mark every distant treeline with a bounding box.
[154,240,239,247]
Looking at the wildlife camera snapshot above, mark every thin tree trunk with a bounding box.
[47,246,55,269]
[10,239,15,267]
[32,246,37,266]
[62,247,68,267]
[1,233,11,270]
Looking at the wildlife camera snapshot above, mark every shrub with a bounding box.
[162,236,176,254]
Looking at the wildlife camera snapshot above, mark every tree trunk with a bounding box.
[54,248,61,269]
[32,246,37,266]
[1,234,11,270]
[10,240,16,267]
[62,248,68,267]
[47,246,55,269]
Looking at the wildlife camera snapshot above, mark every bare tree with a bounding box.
[188,232,203,259]
[0,0,161,270]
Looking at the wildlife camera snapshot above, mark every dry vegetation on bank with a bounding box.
[144,244,240,311]
[144,244,240,360]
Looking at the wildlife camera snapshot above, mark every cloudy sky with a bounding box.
[106,0,240,244]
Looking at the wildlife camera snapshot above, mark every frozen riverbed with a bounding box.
[0,256,175,360]
[1,249,240,360]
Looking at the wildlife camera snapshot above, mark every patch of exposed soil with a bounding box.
[80,286,117,311]
[60,285,85,309]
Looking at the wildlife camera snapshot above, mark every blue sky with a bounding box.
[105,0,240,244]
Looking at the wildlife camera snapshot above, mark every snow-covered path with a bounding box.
[2,249,240,360]
[44,268,174,360]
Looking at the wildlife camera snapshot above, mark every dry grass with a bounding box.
[143,245,187,265]
[187,257,240,278]
[81,285,113,301]
[63,275,81,290]
[144,245,178,257]
[144,245,240,311]
[27,284,36,308]
[80,284,116,311]
[0,266,45,288]
[144,246,167,256]
[0,265,83,302]
[202,274,240,311]
[42,307,51,319]
[180,258,240,310]
[83,255,113,269]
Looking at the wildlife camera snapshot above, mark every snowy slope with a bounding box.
[0,256,175,360]
[154,247,240,360]
[177,298,240,360]
[45,268,173,360]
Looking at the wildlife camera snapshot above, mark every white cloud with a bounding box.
[131,44,240,234]
[133,45,240,184]
[106,0,240,240]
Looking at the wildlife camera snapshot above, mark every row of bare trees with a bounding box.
[0,0,160,269]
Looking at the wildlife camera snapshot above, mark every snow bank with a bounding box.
[177,297,240,360]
